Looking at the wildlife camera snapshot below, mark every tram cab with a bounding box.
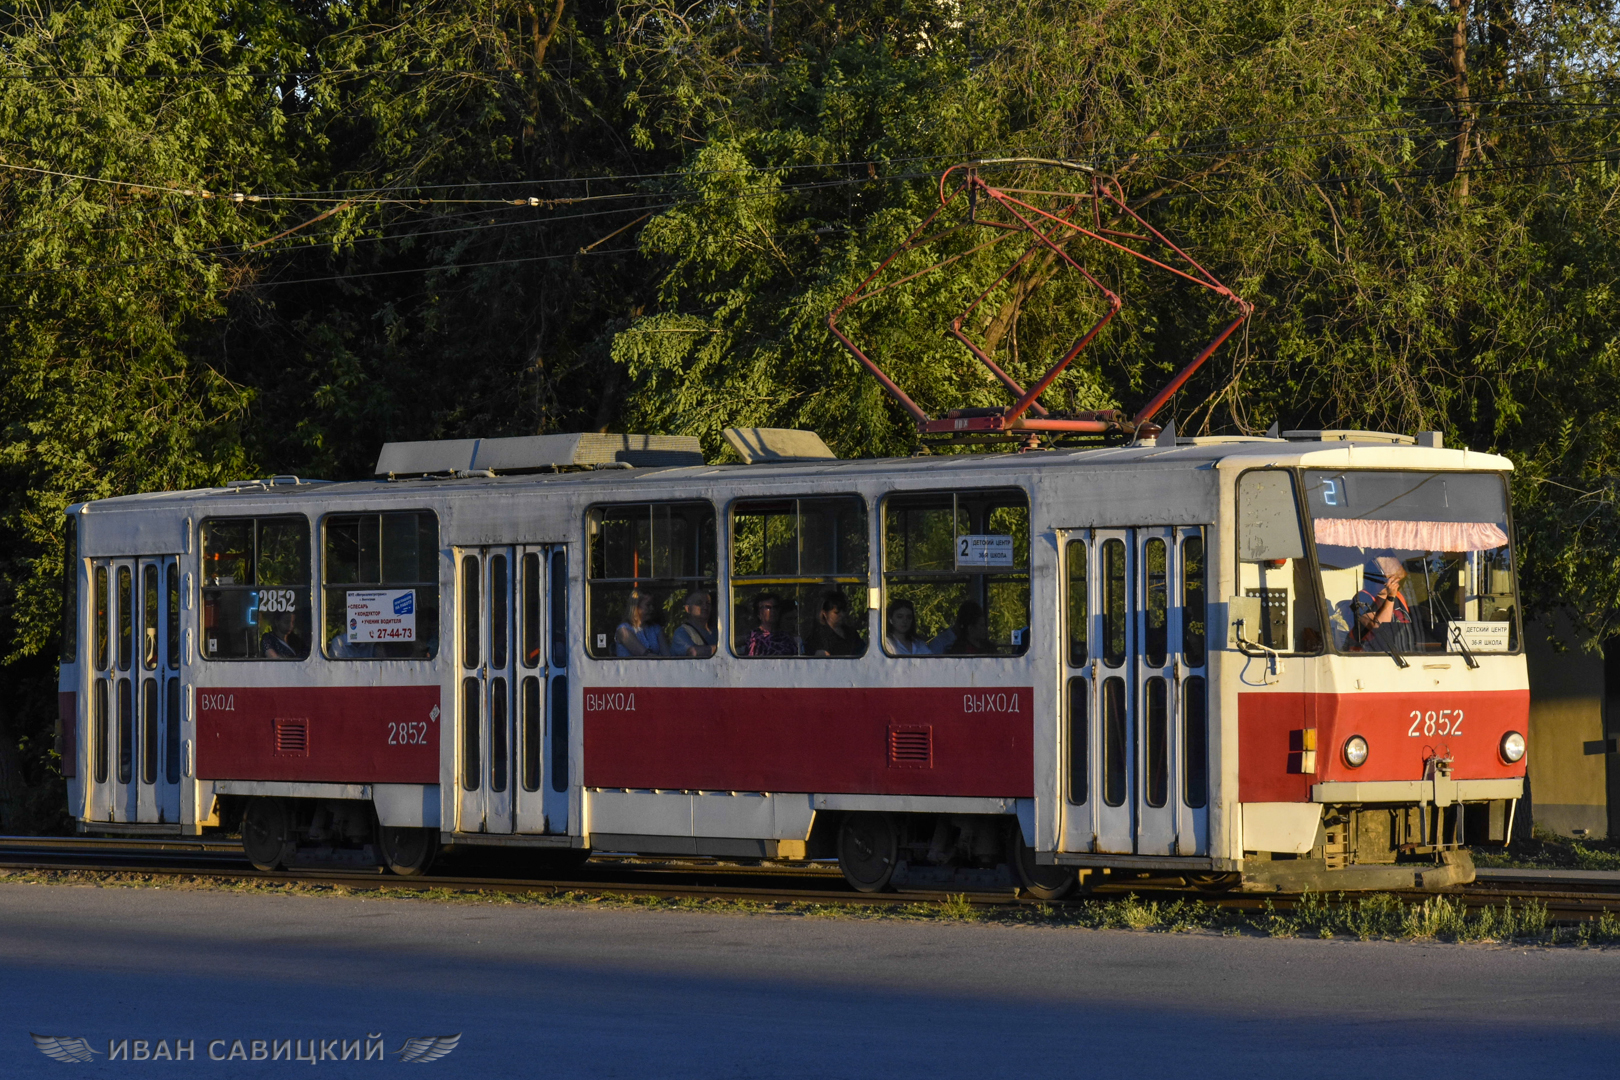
[55,427,1527,894]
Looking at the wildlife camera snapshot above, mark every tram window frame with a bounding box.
[730,495,869,659]
[1100,538,1127,668]
[1065,539,1088,667]
[321,511,441,661]
[142,565,160,671]
[93,678,109,783]
[521,552,541,669]
[59,516,77,663]
[881,488,1031,658]
[1066,677,1088,805]
[1234,469,1325,656]
[116,566,132,671]
[199,516,313,662]
[585,501,716,660]
[1182,675,1209,809]
[94,566,109,671]
[1182,529,1207,667]
[165,563,180,671]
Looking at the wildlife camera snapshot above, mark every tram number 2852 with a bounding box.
[256,589,299,613]
[1408,709,1463,737]
[388,722,430,746]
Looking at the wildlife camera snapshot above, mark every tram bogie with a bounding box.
[57,430,1529,894]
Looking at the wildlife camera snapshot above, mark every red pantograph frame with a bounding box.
[826,160,1253,441]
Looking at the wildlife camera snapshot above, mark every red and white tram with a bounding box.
[56,427,1528,894]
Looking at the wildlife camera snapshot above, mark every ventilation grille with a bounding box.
[888,726,932,768]
[274,719,308,756]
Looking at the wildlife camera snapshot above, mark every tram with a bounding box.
[57,426,1527,894]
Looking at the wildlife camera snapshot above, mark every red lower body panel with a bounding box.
[1239,690,1528,802]
[583,686,1034,797]
[196,685,440,784]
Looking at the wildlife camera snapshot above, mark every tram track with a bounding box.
[2,837,1619,923]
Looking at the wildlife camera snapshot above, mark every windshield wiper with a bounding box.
[1370,632,1409,669]
[1448,623,1480,669]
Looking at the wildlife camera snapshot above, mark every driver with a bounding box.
[1352,556,1415,652]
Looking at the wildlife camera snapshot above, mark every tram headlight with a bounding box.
[1500,731,1526,764]
[1342,735,1369,768]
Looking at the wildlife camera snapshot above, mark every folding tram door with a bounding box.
[455,546,570,835]
[85,557,183,826]
[1058,527,1209,858]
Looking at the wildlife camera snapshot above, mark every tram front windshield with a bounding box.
[1300,470,1517,654]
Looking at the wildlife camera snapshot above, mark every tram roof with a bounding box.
[74,436,1512,516]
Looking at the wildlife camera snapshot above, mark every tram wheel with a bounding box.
[379,826,439,877]
[1011,828,1077,901]
[837,813,898,893]
[1185,872,1239,895]
[241,797,294,872]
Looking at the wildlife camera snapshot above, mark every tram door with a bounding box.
[85,557,181,825]
[456,547,514,833]
[456,546,567,835]
[1058,527,1209,857]
[134,559,183,825]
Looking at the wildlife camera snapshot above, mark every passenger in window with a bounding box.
[615,591,668,657]
[670,590,716,658]
[261,611,300,660]
[934,601,991,655]
[745,593,797,656]
[1352,556,1415,652]
[884,599,929,656]
[804,591,865,658]
[328,623,375,659]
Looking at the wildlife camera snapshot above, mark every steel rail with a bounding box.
[2,838,1618,921]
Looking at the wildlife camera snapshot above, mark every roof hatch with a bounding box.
[375,433,705,477]
[721,427,837,464]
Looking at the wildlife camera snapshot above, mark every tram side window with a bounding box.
[200,517,311,661]
[883,488,1030,656]
[323,512,440,660]
[1236,471,1323,654]
[586,501,716,659]
[731,496,868,658]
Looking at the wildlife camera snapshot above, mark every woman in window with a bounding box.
[260,611,300,660]
[804,591,864,657]
[884,599,929,656]
[615,592,668,657]
[746,593,797,656]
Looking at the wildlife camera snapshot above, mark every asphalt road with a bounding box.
[0,882,1615,1078]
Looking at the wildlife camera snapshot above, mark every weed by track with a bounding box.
[1472,831,1620,873]
[1,867,1617,947]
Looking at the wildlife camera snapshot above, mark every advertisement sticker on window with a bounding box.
[348,589,417,642]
